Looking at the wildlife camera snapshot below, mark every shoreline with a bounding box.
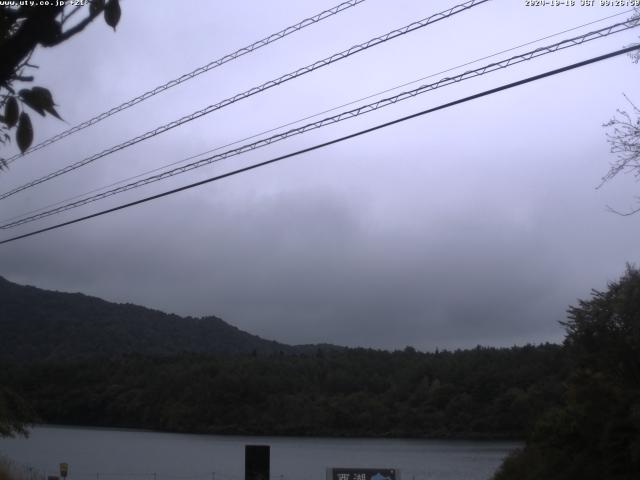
[16,423,525,443]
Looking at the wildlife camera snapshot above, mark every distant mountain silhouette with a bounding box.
[0,275,327,361]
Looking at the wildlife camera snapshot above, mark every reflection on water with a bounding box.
[0,426,519,480]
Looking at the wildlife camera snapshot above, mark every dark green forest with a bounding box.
[494,266,640,479]
[2,344,566,438]
[0,275,567,439]
[1,267,639,479]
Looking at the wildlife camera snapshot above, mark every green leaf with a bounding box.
[5,97,19,128]
[104,0,121,31]
[90,0,105,16]
[31,87,62,120]
[19,87,62,120]
[16,112,33,153]
[19,89,45,116]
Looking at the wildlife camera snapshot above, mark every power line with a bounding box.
[0,0,490,201]
[1,44,637,246]
[4,0,368,164]
[4,17,636,228]
[3,18,638,230]
[3,8,631,227]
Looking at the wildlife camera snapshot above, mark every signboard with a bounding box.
[59,464,68,479]
[245,445,270,480]
[329,468,397,480]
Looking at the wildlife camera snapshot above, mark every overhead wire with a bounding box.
[4,0,368,163]
[3,8,632,226]
[0,0,490,201]
[1,44,638,246]
[2,17,638,230]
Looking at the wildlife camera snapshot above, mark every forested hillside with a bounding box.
[494,266,640,479]
[0,276,298,359]
[0,274,571,439]
[2,345,567,438]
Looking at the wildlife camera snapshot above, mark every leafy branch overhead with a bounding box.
[0,0,122,165]
[602,97,640,216]
[600,7,640,215]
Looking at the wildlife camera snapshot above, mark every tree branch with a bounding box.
[0,7,63,85]
[605,204,640,217]
[54,6,105,44]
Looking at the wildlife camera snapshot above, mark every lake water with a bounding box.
[0,426,519,480]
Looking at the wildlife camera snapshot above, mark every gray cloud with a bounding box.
[1,0,639,350]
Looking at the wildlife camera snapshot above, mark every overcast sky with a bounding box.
[1,0,639,351]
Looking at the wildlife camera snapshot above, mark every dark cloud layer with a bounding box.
[1,1,639,350]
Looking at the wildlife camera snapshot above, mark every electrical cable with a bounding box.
[1,44,637,246]
[4,0,368,163]
[0,0,490,201]
[2,17,637,230]
[4,8,630,226]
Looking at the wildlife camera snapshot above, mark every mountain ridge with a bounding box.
[0,275,329,361]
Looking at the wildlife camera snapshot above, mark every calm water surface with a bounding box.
[0,426,519,480]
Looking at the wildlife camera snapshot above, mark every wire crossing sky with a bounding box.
[1,44,637,246]
[0,0,490,201]
[4,0,368,164]
[2,8,631,228]
[2,17,637,230]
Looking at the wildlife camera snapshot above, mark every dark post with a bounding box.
[59,463,68,480]
[245,445,270,480]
